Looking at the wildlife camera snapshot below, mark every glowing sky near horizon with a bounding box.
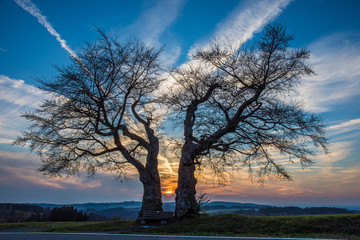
[0,0,360,207]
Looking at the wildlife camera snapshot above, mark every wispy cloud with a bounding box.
[328,119,360,130]
[298,32,360,113]
[0,75,43,108]
[160,45,182,67]
[214,0,292,44]
[196,143,360,206]
[0,48,6,52]
[316,141,353,165]
[0,150,145,203]
[193,130,360,205]
[127,0,185,46]
[13,0,78,60]
[0,75,44,143]
[0,150,102,190]
[0,138,14,144]
[160,0,292,91]
[327,118,360,137]
[189,0,293,54]
[123,0,185,66]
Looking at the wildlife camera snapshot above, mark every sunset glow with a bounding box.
[0,0,359,208]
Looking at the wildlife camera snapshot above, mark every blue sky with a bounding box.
[0,0,360,207]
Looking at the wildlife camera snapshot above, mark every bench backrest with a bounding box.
[141,211,173,220]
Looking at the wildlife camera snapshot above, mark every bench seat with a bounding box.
[140,211,173,224]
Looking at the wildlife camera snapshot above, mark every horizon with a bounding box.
[2,200,360,211]
[1,0,360,208]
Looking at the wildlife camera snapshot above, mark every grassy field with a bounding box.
[0,220,137,232]
[1,213,359,239]
[142,213,360,239]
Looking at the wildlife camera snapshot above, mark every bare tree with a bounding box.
[163,24,328,218]
[14,33,164,219]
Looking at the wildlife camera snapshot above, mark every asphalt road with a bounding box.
[0,232,335,240]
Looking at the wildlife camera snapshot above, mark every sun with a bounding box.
[165,190,173,194]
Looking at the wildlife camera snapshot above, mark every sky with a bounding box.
[0,0,360,208]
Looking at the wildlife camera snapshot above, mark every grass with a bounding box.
[0,220,136,232]
[1,214,359,239]
[141,213,360,239]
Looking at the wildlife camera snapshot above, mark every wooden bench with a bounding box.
[140,211,173,225]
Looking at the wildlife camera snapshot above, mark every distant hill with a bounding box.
[31,201,143,211]
[14,201,358,220]
[205,201,270,209]
[208,201,269,207]
[86,207,139,220]
[28,202,143,220]
[234,206,355,216]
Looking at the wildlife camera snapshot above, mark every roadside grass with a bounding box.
[141,213,360,239]
[1,213,359,239]
[0,220,136,232]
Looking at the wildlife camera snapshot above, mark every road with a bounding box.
[0,232,335,240]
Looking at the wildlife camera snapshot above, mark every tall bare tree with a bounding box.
[15,33,164,218]
[164,24,328,218]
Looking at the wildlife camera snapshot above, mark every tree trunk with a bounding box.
[138,169,163,219]
[175,142,199,218]
[137,136,163,219]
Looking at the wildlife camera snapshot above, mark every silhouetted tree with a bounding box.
[49,206,87,221]
[163,24,328,218]
[15,32,164,219]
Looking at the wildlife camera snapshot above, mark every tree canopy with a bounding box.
[163,23,328,217]
[15,33,164,218]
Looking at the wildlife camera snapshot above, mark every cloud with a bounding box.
[0,151,64,189]
[327,118,360,136]
[189,0,293,54]
[160,45,182,67]
[0,149,145,203]
[159,0,293,92]
[0,48,6,52]
[121,0,185,66]
[328,119,360,130]
[193,136,360,206]
[0,75,45,143]
[298,32,360,113]
[0,75,43,108]
[316,141,353,166]
[0,138,14,144]
[215,0,292,43]
[13,0,78,60]
[0,165,65,189]
[127,0,185,46]
[0,150,126,191]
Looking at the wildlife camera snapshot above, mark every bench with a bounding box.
[140,211,173,225]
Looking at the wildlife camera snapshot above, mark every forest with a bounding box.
[0,204,87,222]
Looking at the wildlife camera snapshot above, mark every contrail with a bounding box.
[13,0,93,76]
[13,0,78,60]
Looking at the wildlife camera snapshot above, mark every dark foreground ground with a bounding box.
[1,213,359,239]
[0,232,341,240]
